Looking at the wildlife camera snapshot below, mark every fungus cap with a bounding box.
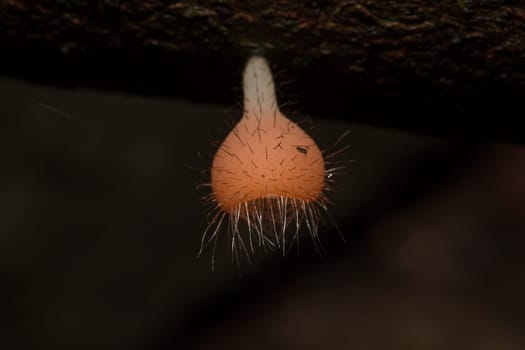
[211,57,325,213]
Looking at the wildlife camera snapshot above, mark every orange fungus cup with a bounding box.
[201,56,343,264]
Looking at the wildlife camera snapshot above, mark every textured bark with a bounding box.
[1,0,524,141]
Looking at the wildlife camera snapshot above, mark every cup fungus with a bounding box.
[200,56,345,264]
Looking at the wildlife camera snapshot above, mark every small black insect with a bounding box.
[296,146,308,154]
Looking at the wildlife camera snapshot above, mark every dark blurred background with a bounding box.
[1,74,524,350]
